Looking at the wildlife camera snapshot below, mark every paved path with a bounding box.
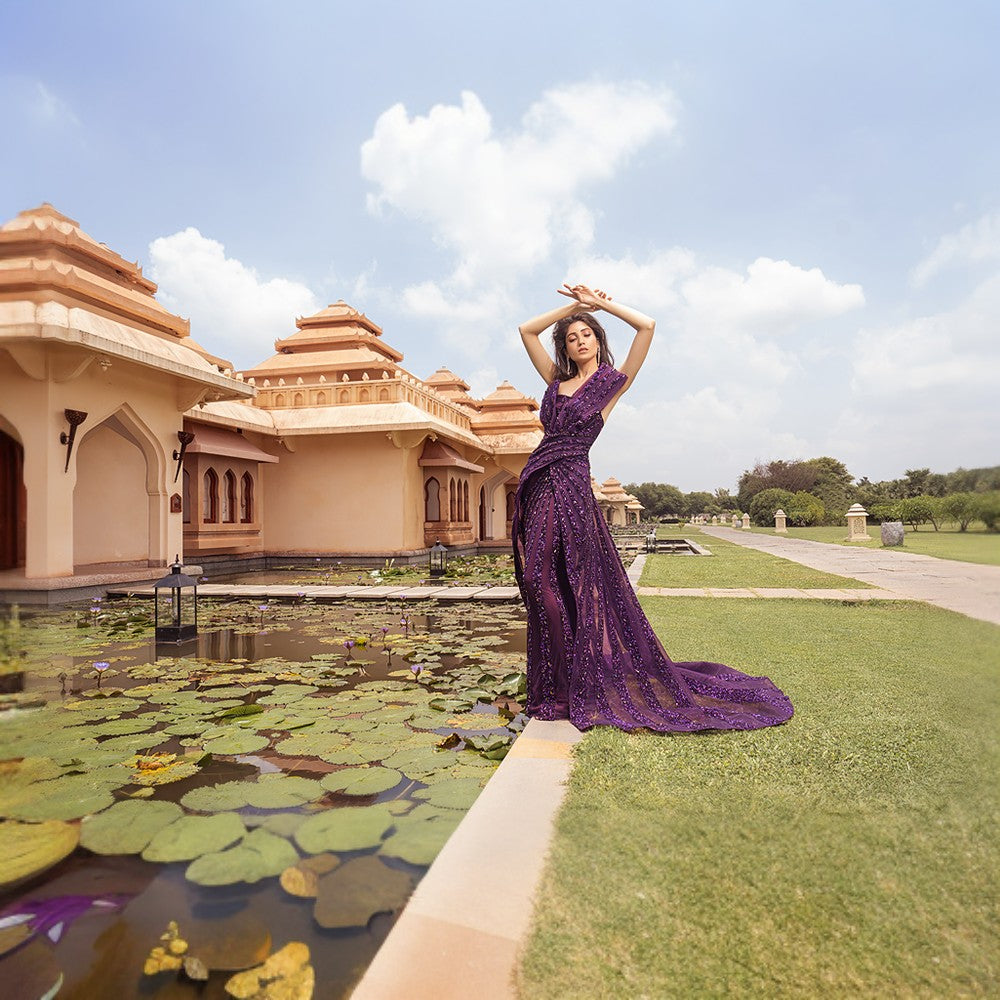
[108,583,524,603]
[702,527,1000,626]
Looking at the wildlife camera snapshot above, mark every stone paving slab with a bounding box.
[350,719,581,1000]
[703,527,1000,625]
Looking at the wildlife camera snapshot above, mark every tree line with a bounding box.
[625,461,1000,531]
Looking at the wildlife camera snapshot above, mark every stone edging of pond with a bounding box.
[349,717,582,1000]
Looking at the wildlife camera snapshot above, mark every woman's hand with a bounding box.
[557,283,611,311]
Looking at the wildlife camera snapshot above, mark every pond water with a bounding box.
[0,596,527,999]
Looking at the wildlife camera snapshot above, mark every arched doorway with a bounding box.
[0,428,26,570]
[72,415,152,568]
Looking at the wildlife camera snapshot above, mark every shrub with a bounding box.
[975,491,1000,532]
[748,488,795,527]
[787,491,825,527]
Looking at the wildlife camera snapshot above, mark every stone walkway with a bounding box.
[107,583,524,603]
[702,527,1000,626]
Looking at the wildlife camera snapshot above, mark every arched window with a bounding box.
[240,472,254,523]
[449,480,457,521]
[203,468,218,523]
[359,388,370,403]
[274,393,285,407]
[182,469,191,524]
[379,388,389,402]
[462,481,469,521]
[316,391,327,405]
[424,477,441,521]
[478,486,486,539]
[293,392,304,406]
[505,489,515,521]
[222,470,236,522]
[339,389,350,403]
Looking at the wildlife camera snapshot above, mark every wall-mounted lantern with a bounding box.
[429,539,448,578]
[154,556,198,642]
[172,431,195,482]
[59,409,88,472]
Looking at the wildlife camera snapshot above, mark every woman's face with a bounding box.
[565,320,598,368]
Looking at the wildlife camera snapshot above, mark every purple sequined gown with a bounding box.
[512,365,794,732]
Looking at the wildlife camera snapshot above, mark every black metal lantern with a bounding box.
[645,529,658,553]
[154,555,198,642]
[429,539,448,578]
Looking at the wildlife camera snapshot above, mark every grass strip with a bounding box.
[640,532,872,590]
[518,597,1000,999]
[743,524,1000,567]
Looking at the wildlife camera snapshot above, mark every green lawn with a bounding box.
[518,597,999,999]
[640,530,873,590]
[744,524,1000,567]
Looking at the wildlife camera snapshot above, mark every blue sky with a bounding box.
[2,1,997,491]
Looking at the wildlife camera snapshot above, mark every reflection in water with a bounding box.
[1,598,527,999]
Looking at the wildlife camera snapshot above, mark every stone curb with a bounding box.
[349,718,582,999]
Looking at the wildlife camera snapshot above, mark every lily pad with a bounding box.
[379,813,462,866]
[249,813,308,838]
[202,732,270,756]
[312,856,412,929]
[320,768,401,796]
[294,803,395,854]
[181,781,250,813]
[80,799,184,854]
[185,828,299,886]
[0,818,80,889]
[4,773,120,821]
[142,812,245,863]
[278,854,340,898]
[412,776,486,810]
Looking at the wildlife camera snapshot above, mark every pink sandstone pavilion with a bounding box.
[0,205,640,599]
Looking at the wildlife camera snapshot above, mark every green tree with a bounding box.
[684,491,717,518]
[870,501,902,524]
[806,457,855,522]
[900,495,940,530]
[974,491,1000,531]
[787,491,825,527]
[737,460,818,510]
[623,482,685,519]
[748,488,795,527]
[903,469,932,498]
[940,493,979,531]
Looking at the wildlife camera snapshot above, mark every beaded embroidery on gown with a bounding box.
[512,364,794,732]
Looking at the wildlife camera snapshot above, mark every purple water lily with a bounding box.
[93,661,110,688]
[343,639,355,657]
[0,893,132,952]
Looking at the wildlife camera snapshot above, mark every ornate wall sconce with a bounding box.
[172,431,195,482]
[59,409,88,472]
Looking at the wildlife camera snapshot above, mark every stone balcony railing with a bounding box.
[248,371,473,432]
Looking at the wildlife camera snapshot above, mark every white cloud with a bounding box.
[32,82,81,126]
[360,81,678,325]
[148,228,320,368]
[591,387,811,491]
[851,271,1000,395]
[911,211,1000,286]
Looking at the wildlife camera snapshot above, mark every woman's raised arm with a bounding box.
[558,284,655,388]
[518,301,585,383]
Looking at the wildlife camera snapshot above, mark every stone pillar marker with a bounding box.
[731,514,740,528]
[845,503,871,541]
[711,515,718,524]
[741,513,750,529]
[774,508,787,533]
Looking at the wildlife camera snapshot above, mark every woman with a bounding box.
[512,283,793,732]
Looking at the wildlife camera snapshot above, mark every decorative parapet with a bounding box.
[252,373,473,432]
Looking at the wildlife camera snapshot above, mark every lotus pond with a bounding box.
[0,595,528,999]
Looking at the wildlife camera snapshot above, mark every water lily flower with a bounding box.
[93,661,110,687]
[410,663,422,677]
[343,639,355,657]
[0,893,132,947]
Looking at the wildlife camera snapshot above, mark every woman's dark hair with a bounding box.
[551,313,615,380]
